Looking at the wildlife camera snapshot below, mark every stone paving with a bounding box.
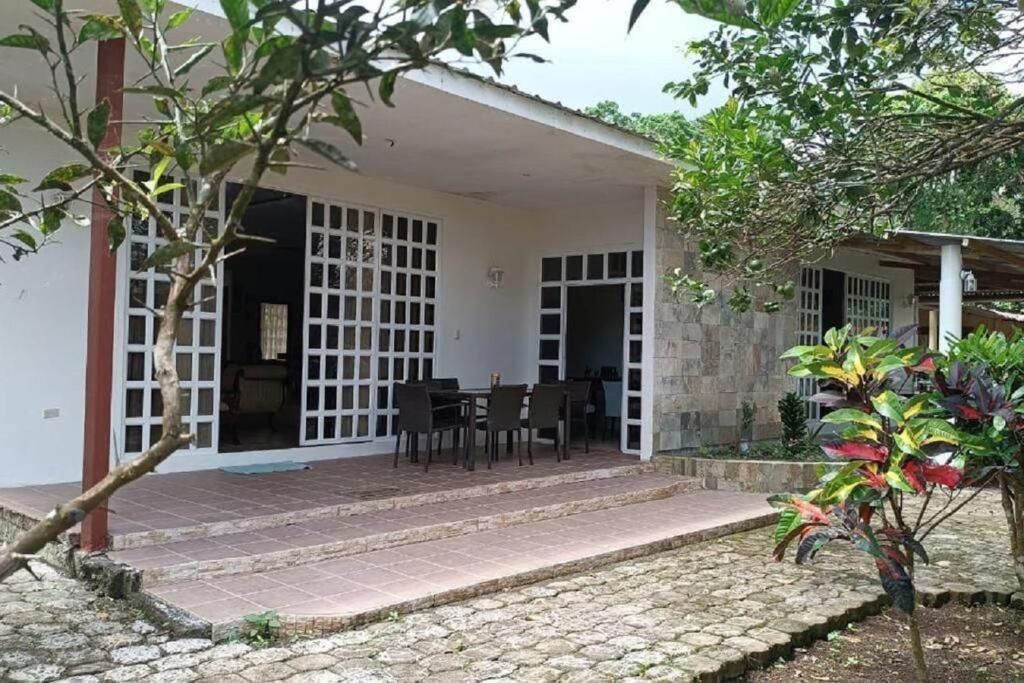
[0,491,1016,682]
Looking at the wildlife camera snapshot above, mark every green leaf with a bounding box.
[88,98,112,149]
[870,390,905,424]
[0,189,23,213]
[0,173,27,186]
[378,72,397,107]
[0,33,50,52]
[34,164,93,192]
[173,43,215,77]
[222,32,244,73]
[140,240,195,270]
[252,44,302,92]
[757,0,803,25]
[166,8,193,30]
[116,0,143,36]
[329,92,363,145]
[78,16,124,43]
[198,140,253,176]
[298,139,357,172]
[628,0,651,31]
[884,467,916,493]
[220,0,251,34]
[675,0,758,30]
[30,0,55,13]
[106,215,126,252]
[821,409,882,430]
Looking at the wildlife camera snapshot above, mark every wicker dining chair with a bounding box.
[521,383,565,465]
[475,384,527,467]
[393,382,463,472]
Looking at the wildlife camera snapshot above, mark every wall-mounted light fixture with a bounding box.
[961,270,978,293]
[487,266,504,289]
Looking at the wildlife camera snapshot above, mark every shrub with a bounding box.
[778,392,808,445]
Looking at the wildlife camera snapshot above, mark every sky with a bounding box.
[470,0,729,117]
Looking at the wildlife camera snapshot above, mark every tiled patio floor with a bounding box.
[148,490,775,636]
[0,444,632,538]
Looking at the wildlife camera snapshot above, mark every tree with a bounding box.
[631,0,1024,311]
[777,326,989,682]
[945,328,1024,592]
[582,100,694,150]
[0,0,572,581]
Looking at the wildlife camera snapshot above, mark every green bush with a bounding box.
[778,392,808,444]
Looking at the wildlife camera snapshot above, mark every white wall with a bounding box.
[0,126,93,486]
[0,124,648,484]
[815,248,917,330]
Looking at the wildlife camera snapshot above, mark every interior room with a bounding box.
[564,284,625,442]
[219,185,307,452]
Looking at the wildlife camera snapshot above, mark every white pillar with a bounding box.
[939,243,962,353]
[640,186,657,462]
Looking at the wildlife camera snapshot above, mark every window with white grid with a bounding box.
[260,303,288,361]
[121,174,222,455]
[845,274,891,336]
[796,267,822,420]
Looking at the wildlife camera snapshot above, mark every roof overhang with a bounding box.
[0,1,672,208]
[842,230,1024,303]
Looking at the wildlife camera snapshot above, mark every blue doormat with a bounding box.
[219,461,311,475]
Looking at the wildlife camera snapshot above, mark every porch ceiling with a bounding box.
[842,230,1024,302]
[0,1,672,208]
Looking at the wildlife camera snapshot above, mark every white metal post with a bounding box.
[939,243,963,353]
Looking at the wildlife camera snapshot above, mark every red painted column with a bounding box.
[80,38,126,553]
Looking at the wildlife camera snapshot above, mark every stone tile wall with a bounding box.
[652,189,798,454]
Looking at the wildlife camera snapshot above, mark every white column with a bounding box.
[939,243,963,353]
[640,186,657,461]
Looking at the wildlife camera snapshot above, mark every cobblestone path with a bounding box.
[0,491,1015,682]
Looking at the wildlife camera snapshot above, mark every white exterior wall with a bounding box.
[0,126,94,486]
[814,248,917,330]
[0,130,646,484]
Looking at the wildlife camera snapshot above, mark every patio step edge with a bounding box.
[137,476,699,586]
[200,508,780,641]
[111,461,654,550]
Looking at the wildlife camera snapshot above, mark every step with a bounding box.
[109,460,654,551]
[144,490,776,641]
[112,473,696,586]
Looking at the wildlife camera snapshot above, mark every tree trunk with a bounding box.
[0,252,195,582]
[999,473,1024,592]
[908,608,929,683]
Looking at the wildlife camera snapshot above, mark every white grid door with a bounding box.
[301,199,379,445]
[538,249,645,455]
[121,175,223,456]
[375,211,440,438]
[796,267,822,420]
[845,274,891,336]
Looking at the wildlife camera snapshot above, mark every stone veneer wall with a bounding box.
[655,455,834,494]
[652,189,798,454]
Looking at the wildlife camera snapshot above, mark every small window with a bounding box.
[261,303,288,360]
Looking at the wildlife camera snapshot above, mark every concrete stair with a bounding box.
[112,472,696,586]
[131,482,776,641]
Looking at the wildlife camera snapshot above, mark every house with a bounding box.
[2,6,1020,506]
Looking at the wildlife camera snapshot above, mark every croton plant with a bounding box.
[772,325,965,614]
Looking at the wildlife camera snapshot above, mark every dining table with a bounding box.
[430,386,574,471]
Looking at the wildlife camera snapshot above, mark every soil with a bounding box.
[746,603,1024,682]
